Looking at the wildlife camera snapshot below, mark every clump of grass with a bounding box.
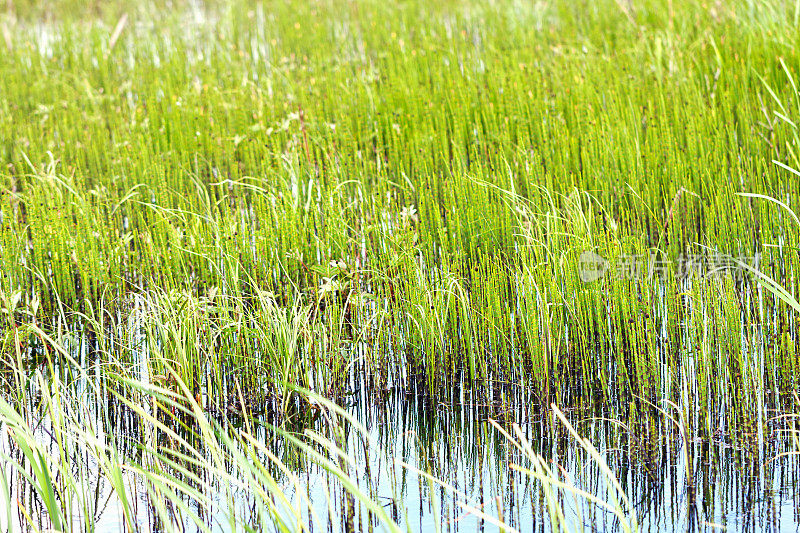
[0,325,405,532]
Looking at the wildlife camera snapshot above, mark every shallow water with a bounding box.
[2,323,800,533]
[93,382,799,532]
[283,384,800,533]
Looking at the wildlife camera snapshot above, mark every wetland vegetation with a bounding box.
[1,0,800,531]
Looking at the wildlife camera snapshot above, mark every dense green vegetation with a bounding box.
[1,0,800,531]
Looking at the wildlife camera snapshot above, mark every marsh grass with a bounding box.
[2,0,800,416]
[2,0,800,530]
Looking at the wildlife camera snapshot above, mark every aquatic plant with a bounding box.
[2,0,800,530]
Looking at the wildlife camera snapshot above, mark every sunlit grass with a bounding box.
[2,0,800,530]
